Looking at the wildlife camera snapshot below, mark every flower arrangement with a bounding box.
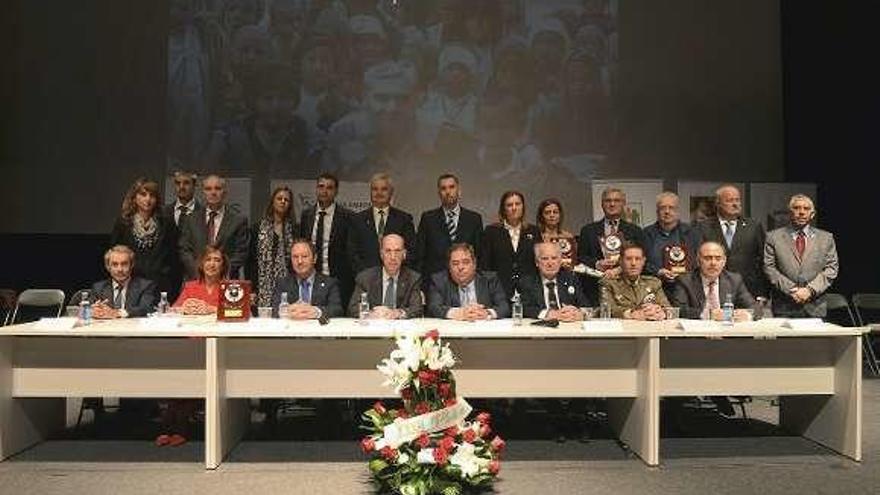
[360,329,505,495]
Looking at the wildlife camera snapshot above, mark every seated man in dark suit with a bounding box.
[672,241,755,321]
[669,240,755,418]
[416,174,483,288]
[521,242,590,321]
[348,234,423,319]
[348,173,416,274]
[90,245,158,318]
[178,174,249,280]
[271,239,344,319]
[427,243,509,320]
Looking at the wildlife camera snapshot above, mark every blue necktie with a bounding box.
[300,280,311,304]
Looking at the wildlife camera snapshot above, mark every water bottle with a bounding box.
[722,293,734,325]
[599,287,612,319]
[278,292,290,319]
[79,290,92,326]
[157,291,169,315]
[511,292,523,326]
[358,292,370,321]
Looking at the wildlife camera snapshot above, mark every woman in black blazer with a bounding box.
[110,178,179,296]
[478,190,541,299]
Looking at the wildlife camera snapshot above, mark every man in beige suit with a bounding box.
[764,194,839,317]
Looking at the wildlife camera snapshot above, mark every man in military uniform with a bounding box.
[600,243,669,320]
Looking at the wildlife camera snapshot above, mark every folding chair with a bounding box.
[852,293,880,376]
[0,288,16,326]
[821,293,876,375]
[7,289,65,325]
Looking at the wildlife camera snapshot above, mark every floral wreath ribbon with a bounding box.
[381,399,473,449]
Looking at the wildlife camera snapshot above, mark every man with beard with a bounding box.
[415,173,483,285]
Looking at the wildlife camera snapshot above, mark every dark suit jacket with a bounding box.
[349,206,416,274]
[698,217,768,298]
[299,204,355,302]
[426,271,510,318]
[162,201,200,227]
[347,266,423,318]
[270,273,344,318]
[478,223,542,299]
[670,269,755,319]
[415,207,483,281]
[577,218,646,269]
[520,271,590,318]
[178,205,250,280]
[89,277,158,317]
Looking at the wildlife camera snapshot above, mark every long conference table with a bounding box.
[0,317,866,469]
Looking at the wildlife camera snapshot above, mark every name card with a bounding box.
[677,319,722,332]
[246,318,291,331]
[582,320,624,332]
[35,317,77,330]
[782,318,826,331]
[139,316,181,329]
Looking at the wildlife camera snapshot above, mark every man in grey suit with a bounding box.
[764,194,839,317]
[178,174,249,279]
[672,241,755,320]
[427,243,509,320]
[698,184,769,298]
[348,234,423,318]
[271,239,344,319]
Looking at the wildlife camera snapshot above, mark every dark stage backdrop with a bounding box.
[2,0,783,236]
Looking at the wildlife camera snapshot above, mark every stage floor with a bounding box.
[1,378,878,495]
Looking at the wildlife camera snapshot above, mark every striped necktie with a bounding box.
[446,210,457,241]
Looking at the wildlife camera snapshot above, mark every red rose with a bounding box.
[433,447,449,465]
[373,401,387,415]
[401,387,414,400]
[444,398,457,407]
[479,423,492,438]
[438,382,452,398]
[438,436,455,452]
[418,369,437,386]
[462,429,477,443]
[416,433,430,448]
[380,446,397,461]
[414,402,431,415]
[398,409,409,419]
[360,436,376,453]
[425,329,440,341]
[490,435,506,453]
[444,425,459,437]
[489,459,501,474]
[476,412,491,425]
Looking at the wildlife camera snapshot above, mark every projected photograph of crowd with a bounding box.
[168,0,618,218]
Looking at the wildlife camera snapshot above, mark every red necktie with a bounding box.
[706,280,719,310]
[795,231,805,258]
